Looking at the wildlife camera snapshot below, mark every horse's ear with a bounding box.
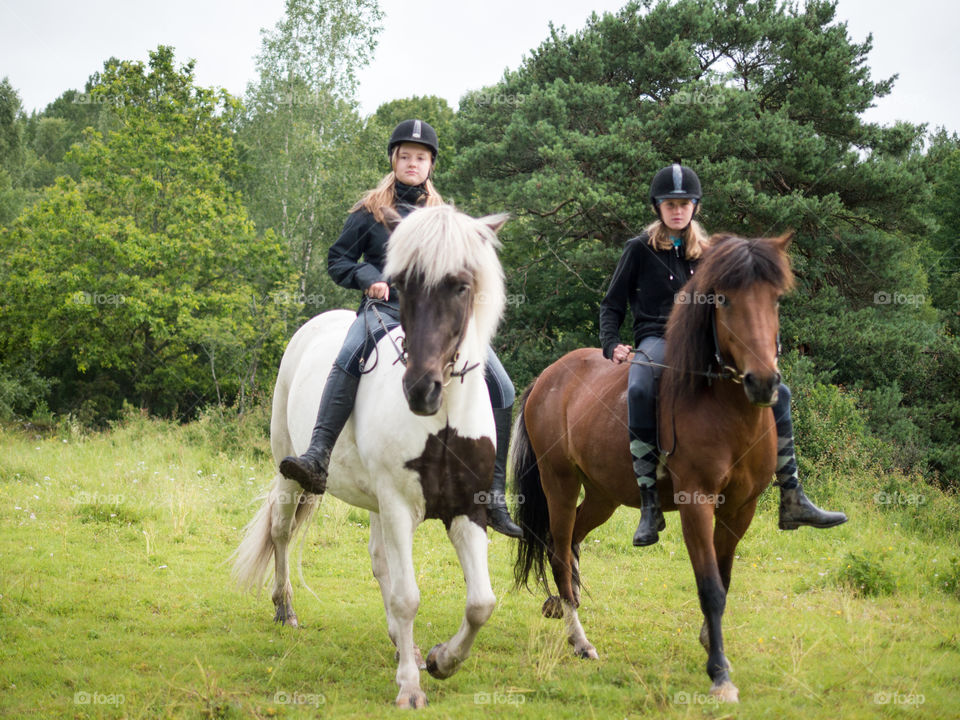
[382,207,402,232]
[774,230,794,253]
[479,213,510,235]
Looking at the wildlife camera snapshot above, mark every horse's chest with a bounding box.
[404,427,495,530]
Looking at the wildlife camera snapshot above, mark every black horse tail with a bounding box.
[512,383,551,595]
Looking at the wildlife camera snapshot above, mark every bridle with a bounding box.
[361,297,480,385]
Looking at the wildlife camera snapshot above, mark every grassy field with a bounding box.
[1,409,958,719]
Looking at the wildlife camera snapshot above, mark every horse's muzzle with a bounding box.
[742,371,780,407]
[403,369,443,416]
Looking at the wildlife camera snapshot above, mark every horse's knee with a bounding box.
[389,587,420,622]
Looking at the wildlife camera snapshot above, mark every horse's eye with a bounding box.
[458,283,470,296]
[715,294,729,307]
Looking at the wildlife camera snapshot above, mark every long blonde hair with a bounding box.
[351,147,444,224]
[644,211,709,260]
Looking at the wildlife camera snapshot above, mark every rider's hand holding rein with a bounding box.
[611,344,632,364]
[366,281,390,301]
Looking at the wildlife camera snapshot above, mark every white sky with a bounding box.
[0,0,957,135]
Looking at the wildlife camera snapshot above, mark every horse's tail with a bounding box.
[512,383,552,595]
[230,474,319,593]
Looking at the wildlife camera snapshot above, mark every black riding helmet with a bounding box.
[649,163,702,207]
[388,119,439,161]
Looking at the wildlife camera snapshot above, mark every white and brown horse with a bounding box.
[233,205,508,708]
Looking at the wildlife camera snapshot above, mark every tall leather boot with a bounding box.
[279,364,359,495]
[631,438,665,547]
[487,405,522,538]
[773,386,848,530]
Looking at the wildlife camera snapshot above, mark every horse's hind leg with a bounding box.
[270,476,310,627]
[543,476,599,659]
[369,512,425,669]
[426,516,496,680]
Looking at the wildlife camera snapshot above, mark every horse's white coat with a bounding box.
[234,205,505,708]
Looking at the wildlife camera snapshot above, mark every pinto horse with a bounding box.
[233,205,508,708]
[512,233,794,702]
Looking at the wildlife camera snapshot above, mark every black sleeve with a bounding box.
[599,238,641,359]
[327,211,384,291]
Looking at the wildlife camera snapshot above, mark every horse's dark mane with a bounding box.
[663,233,795,404]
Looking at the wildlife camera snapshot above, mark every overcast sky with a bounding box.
[1,0,957,135]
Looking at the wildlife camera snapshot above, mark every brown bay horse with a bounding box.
[512,233,795,702]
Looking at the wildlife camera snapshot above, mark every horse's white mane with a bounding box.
[384,204,507,347]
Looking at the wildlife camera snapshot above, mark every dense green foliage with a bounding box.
[0,49,290,421]
[0,0,956,489]
[442,0,960,487]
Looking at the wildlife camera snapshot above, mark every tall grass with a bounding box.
[1,410,958,718]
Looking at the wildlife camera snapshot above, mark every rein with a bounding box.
[359,298,481,384]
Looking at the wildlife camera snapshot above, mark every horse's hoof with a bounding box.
[425,643,460,679]
[273,608,299,628]
[709,680,739,703]
[395,689,428,709]
[541,596,563,619]
[574,645,599,660]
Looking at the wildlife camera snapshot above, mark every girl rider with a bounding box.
[279,119,522,538]
[600,163,847,546]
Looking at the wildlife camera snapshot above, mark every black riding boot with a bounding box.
[487,405,522,538]
[778,484,848,530]
[633,484,665,547]
[279,364,359,495]
[773,386,848,530]
[631,438,664,547]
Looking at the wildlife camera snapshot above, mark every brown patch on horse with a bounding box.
[405,427,495,530]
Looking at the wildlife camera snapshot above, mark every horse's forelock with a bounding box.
[384,205,506,346]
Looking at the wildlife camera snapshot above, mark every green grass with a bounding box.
[1,413,958,719]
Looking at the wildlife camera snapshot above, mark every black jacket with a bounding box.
[327,182,426,308]
[599,232,699,358]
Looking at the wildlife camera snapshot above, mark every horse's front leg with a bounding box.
[270,476,304,627]
[369,512,425,669]
[426,516,496,679]
[677,500,739,703]
[377,499,426,709]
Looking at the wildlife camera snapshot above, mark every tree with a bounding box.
[0,47,291,422]
[445,0,958,485]
[238,0,384,311]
